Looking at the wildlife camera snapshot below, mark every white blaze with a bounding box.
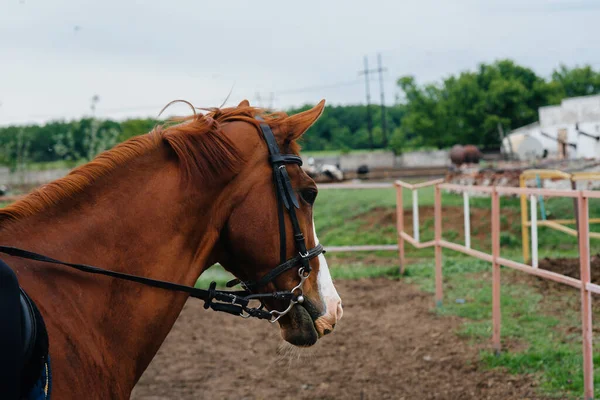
[312,219,342,317]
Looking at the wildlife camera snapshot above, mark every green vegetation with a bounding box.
[405,259,592,399]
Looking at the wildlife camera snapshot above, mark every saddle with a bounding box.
[0,257,51,400]
[20,289,38,369]
[19,288,51,400]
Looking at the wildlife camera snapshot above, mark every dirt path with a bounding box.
[132,278,547,400]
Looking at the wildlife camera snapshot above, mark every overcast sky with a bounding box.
[1,0,600,125]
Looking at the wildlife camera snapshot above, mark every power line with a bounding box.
[276,79,365,95]
[1,76,393,124]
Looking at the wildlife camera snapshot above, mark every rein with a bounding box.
[0,118,324,323]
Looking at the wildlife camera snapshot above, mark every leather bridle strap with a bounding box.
[0,245,278,319]
[238,244,324,292]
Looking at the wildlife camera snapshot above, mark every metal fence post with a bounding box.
[530,195,538,268]
[463,191,471,249]
[396,183,405,275]
[492,188,502,354]
[413,189,420,243]
[434,184,443,307]
[578,193,594,400]
[520,175,530,264]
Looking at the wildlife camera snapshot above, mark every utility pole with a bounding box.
[359,55,388,149]
[254,92,274,109]
[90,94,100,116]
[267,92,274,109]
[358,56,374,149]
[255,92,263,108]
[377,53,388,147]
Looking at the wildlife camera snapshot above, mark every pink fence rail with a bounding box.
[396,179,595,400]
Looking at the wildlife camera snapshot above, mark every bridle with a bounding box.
[226,118,325,321]
[0,118,324,323]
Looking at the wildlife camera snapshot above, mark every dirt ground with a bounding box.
[131,278,548,400]
[538,254,600,283]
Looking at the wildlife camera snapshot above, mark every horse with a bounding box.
[0,99,343,399]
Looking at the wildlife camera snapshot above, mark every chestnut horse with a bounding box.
[0,100,342,399]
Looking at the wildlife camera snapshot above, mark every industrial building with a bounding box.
[503,94,600,160]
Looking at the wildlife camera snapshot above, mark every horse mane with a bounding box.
[0,104,298,223]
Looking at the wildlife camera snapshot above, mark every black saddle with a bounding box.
[20,288,39,369]
[0,259,49,399]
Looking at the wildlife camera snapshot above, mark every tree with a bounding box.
[551,65,600,98]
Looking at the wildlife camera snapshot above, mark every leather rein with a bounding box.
[0,119,324,323]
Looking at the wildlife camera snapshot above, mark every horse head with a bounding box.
[213,100,343,347]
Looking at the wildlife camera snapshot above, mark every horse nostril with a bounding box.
[323,329,332,335]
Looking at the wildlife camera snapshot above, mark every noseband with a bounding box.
[0,118,324,323]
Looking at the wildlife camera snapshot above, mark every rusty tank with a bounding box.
[449,144,483,166]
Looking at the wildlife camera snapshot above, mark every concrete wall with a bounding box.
[301,155,339,167]
[0,167,70,186]
[562,95,600,122]
[395,149,450,167]
[539,104,576,126]
[302,149,450,172]
[339,151,396,171]
[539,95,600,127]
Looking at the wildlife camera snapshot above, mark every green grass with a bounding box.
[195,264,234,288]
[195,260,400,289]
[314,187,600,260]
[404,258,596,399]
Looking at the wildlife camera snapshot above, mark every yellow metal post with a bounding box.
[520,174,530,264]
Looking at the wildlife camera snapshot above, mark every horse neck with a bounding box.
[0,146,227,390]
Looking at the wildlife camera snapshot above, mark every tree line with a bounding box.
[2,59,600,168]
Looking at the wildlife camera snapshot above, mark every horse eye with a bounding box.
[300,189,318,205]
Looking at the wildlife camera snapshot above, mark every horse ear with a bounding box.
[285,100,325,140]
[238,99,250,107]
